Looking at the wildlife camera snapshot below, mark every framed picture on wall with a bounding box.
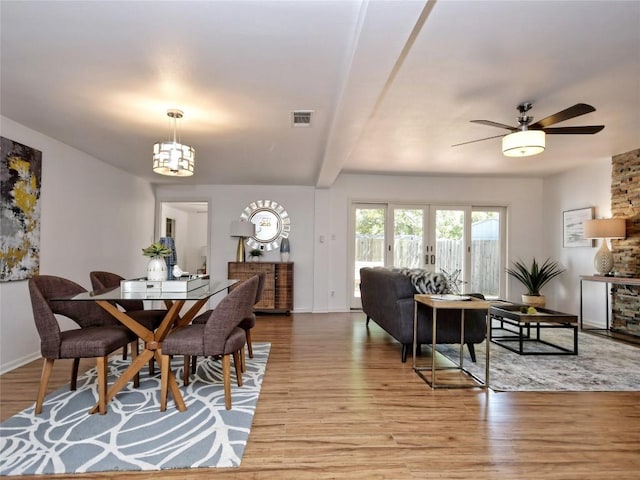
[563,207,594,247]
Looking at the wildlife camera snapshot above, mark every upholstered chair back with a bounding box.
[202,275,259,354]
[90,270,144,312]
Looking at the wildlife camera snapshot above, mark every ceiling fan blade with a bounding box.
[542,125,605,134]
[530,103,596,129]
[471,120,517,131]
[452,134,506,147]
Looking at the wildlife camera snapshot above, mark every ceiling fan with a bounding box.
[453,103,604,157]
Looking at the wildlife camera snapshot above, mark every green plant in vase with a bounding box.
[142,242,172,258]
[506,257,565,307]
[249,249,263,262]
[142,242,172,281]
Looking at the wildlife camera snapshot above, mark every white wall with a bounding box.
[156,176,548,313]
[155,184,316,312]
[0,116,156,373]
[321,173,546,310]
[543,158,612,319]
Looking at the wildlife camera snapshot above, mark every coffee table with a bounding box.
[490,303,578,355]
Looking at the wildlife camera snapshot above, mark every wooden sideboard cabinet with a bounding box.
[227,262,293,313]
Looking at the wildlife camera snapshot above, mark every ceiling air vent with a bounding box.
[291,110,313,127]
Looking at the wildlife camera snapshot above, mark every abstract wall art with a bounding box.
[0,137,42,281]
[563,207,594,248]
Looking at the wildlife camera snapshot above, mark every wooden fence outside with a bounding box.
[356,236,499,295]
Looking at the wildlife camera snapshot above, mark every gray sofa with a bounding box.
[359,267,487,362]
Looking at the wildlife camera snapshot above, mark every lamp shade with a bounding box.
[502,130,546,157]
[152,109,195,177]
[230,220,255,237]
[583,218,626,239]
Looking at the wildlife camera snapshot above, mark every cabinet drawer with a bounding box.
[227,261,292,313]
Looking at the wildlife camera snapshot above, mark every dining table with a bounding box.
[55,278,236,414]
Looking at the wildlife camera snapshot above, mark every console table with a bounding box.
[228,261,293,313]
[579,275,640,332]
[413,294,490,389]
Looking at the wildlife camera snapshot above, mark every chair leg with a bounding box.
[240,346,246,373]
[160,354,170,412]
[130,340,140,388]
[233,350,243,387]
[35,358,54,415]
[222,354,232,410]
[149,356,155,376]
[70,358,80,391]
[122,343,128,360]
[245,329,253,358]
[191,355,197,376]
[183,355,191,386]
[96,356,108,415]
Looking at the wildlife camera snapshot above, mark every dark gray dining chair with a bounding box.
[89,271,166,331]
[28,275,136,414]
[160,275,259,410]
[190,272,265,373]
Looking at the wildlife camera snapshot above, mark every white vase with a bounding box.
[280,252,290,262]
[147,257,168,281]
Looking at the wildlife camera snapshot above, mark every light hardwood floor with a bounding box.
[2,311,640,479]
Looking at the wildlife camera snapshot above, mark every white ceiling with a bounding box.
[1,1,639,187]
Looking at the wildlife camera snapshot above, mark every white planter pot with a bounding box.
[147,257,168,281]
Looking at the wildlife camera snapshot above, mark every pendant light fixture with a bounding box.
[152,109,195,176]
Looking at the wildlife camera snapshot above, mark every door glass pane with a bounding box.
[354,206,386,298]
[471,210,501,298]
[393,208,424,268]
[434,209,464,291]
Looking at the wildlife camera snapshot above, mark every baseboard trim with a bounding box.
[0,351,40,375]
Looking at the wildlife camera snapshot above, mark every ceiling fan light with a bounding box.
[502,130,546,157]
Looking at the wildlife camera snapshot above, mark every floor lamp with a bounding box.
[583,218,626,275]
[230,220,255,262]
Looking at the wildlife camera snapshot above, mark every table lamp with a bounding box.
[230,220,255,262]
[583,218,626,275]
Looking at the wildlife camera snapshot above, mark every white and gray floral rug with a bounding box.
[437,331,640,391]
[0,343,270,476]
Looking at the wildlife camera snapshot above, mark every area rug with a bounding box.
[0,343,270,476]
[436,331,640,391]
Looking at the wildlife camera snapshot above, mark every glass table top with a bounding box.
[54,279,237,301]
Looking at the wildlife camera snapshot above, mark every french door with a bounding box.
[351,203,505,308]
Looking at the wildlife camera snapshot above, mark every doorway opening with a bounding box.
[158,201,209,275]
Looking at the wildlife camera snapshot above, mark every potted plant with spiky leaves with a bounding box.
[506,257,565,307]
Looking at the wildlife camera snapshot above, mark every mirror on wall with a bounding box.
[240,200,290,251]
[159,202,209,274]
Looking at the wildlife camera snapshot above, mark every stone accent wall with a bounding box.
[611,148,640,335]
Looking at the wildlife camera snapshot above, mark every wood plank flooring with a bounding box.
[2,311,640,479]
